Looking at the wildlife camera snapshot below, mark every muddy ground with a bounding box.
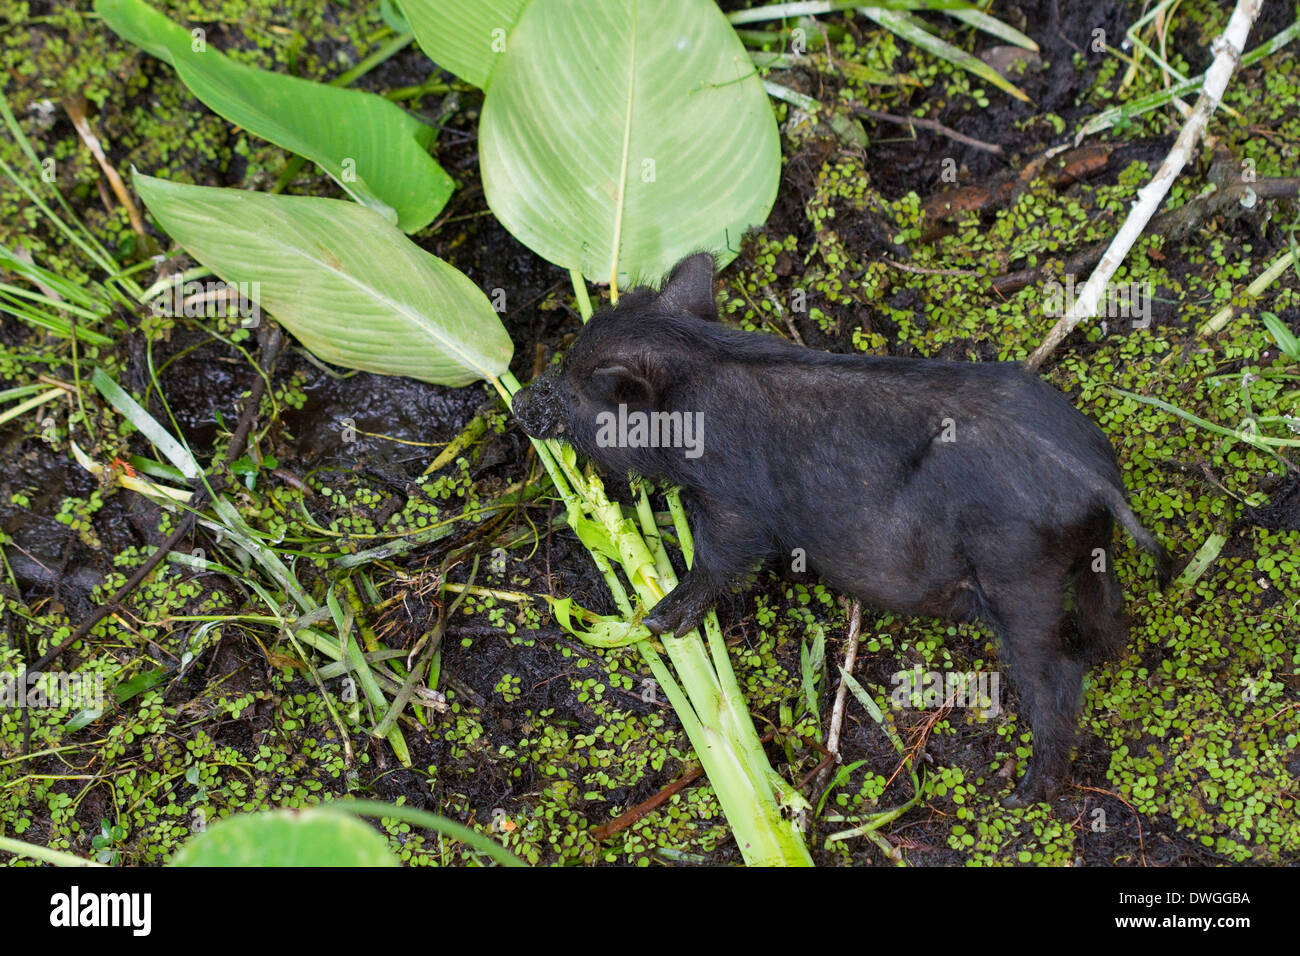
[1,0,1298,866]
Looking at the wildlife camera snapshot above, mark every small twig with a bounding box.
[850,104,1005,156]
[880,258,981,278]
[815,600,862,794]
[63,94,146,239]
[590,764,705,842]
[922,145,1112,241]
[798,752,838,793]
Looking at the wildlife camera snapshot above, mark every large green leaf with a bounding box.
[399,0,529,89]
[170,808,400,866]
[479,0,780,285]
[97,0,453,233]
[135,173,512,387]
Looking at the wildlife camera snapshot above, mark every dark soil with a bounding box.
[3,0,1296,868]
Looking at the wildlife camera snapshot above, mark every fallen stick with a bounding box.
[1026,0,1263,370]
[815,599,862,795]
[589,765,705,843]
[921,145,1112,239]
[850,104,1005,156]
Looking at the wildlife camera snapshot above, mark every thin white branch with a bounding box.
[1027,0,1262,369]
[817,599,863,794]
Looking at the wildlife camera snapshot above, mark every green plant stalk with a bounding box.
[823,667,919,862]
[728,1,974,25]
[336,483,544,567]
[336,799,524,866]
[0,386,63,427]
[236,582,355,765]
[1118,0,1188,91]
[1173,531,1229,590]
[1110,387,1300,456]
[0,835,105,867]
[1115,0,1240,127]
[0,291,115,345]
[90,369,416,762]
[0,281,106,321]
[329,581,412,766]
[1,89,145,319]
[945,7,1036,50]
[0,383,58,402]
[0,127,121,280]
[1199,246,1300,336]
[623,511,809,860]
[661,488,803,807]
[858,5,1029,102]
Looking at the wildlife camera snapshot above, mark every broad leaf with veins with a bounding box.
[135,174,512,387]
[478,0,780,285]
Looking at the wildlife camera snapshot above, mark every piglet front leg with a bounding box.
[643,566,728,637]
[643,504,771,638]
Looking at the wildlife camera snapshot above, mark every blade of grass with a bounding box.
[945,8,1037,50]
[0,387,64,428]
[0,92,124,280]
[729,0,974,24]
[1076,18,1299,142]
[0,836,106,867]
[1109,386,1298,461]
[91,366,199,480]
[858,6,1030,102]
[1173,531,1228,590]
[1200,245,1300,336]
[335,799,525,866]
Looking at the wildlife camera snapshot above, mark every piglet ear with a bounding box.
[658,252,717,321]
[588,360,661,409]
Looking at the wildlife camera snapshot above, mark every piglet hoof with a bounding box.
[643,601,702,638]
[643,603,685,637]
[1000,789,1038,810]
[1001,770,1061,810]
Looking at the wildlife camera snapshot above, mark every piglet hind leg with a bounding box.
[1072,549,1131,664]
[983,573,1082,809]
